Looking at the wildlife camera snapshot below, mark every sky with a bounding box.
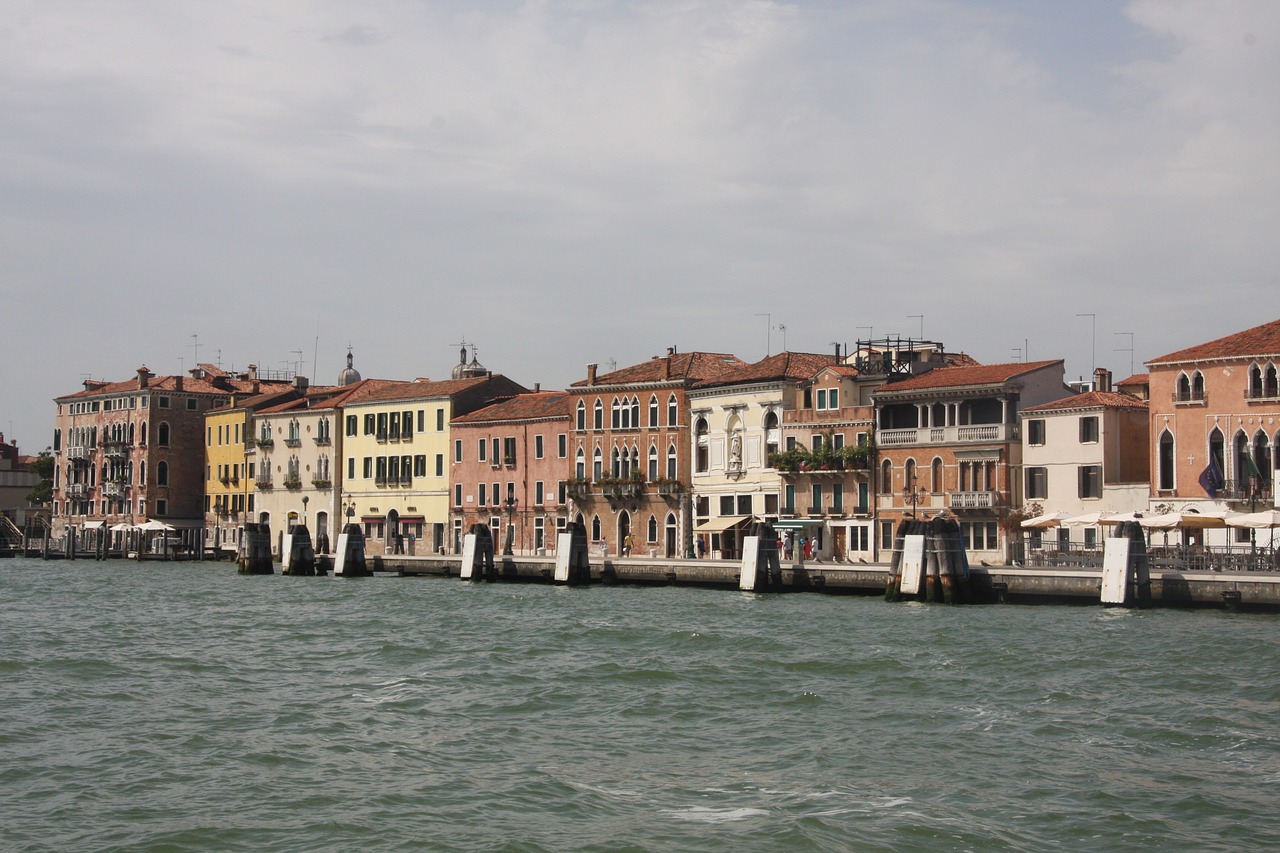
[3,0,1278,452]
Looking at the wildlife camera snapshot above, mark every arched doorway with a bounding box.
[665,513,677,558]
[387,509,401,553]
[617,510,631,556]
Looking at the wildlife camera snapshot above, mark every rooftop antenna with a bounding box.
[607,358,617,372]
[1114,331,1134,377]
[775,323,787,351]
[1012,346,1023,362]
[292,349,304,377]
[191,334,200,367]
[755,313,771,356]
[856,326,873,344]
[215,349,223,370]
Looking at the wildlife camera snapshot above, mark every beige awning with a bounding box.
[694,515,752,533]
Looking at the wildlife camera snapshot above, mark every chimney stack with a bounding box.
[586,364,597,386]
[294,375,309,391]
[136,366,150,389]
[1094,367,1112,393]
[661,357,671,381]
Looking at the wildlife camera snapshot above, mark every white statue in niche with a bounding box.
[729,433,742,470]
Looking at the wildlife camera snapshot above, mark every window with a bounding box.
[811,484,823,512]
[479,483,487,505]
[454,483,463,506]
[414,455,427,477]
[535,481,544,505]
[737,495,751,515]
[1027,419,1045,445]
[157,423,170,446]
[719,495,734,515]
[1158,432,1175,490]
[363,457,373,478]
[1079,416,1099,444]
[435,454,443,477]
[157,461,168,486]
[1026,467,1048,499]
[558,434,567,458]
[187,399,198,410]
[454,440,463,462]
[593,400,604,431]
[535,435,544,459]
[576,401,586,431]
[649,396,659,426]
[346,415,357,436]
[437,409,445,431]
[667,394,678,427]
[1078,465,1101,499]
[348,457,355,479]
[816,389,827,410]
[478,439,487,462]
[503,437,517,465]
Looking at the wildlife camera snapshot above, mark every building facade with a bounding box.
[567,349,746,558]
[449,391,571,555]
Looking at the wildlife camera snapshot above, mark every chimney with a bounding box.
[136,365,150,390]
[174,374,183,391]
[534,382,541,393]
[294,375,309,391]
[661,357,671,381]
[834,343,842,360]
[586,364,597,386]
[666,346,676,356]
[247,364,259,382]
[1094,367,1112,393]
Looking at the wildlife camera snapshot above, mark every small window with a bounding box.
[1026,467,1048,499]
[1078,465,1101,499]
[1027,419,1045,445]
[1079,416,1099,443]
[186,399,198,410]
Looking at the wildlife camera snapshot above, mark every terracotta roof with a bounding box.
[452,392,570,424]
[343,375,506,405]
[1023,390,1148,413]
[56,373,293,401]
[1116,373,1149,387]
[571,352,747,387]
[1149,318,1280,365]
[697,352,839,388]
[876,360,1062,393]
[943,352,980,367]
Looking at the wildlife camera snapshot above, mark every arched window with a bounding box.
[631,446,640,475]
[631,397,640,428]
[593,447,603,480]
[880,459,893,493]
[649,395,659,427]
[591,515,602,541]
[931,457,944,493]
[1253,430,1271,480]
[1250,363,1264,398]
[648,445,659,480]
[611,447,621,477]
[1267,363,1279,398]
[611,398,622,429]
[593,399,604,431]
[157,422,170,447]
[576,401,586,431]
[1191,371,1205,400]
[904,458,917,494]
[140,423,147,445]
[667,444,678,479]
[1176,373,1191,401]
[1158,430,1175,490]
[667,394,678,427]
[575,448,586,479]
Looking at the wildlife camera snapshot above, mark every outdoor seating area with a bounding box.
[1019,508,1280,573]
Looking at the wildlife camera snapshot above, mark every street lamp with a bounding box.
[302,495,309,528]
[503,496,519,555]
[903,472,921,518]
[343,493,355,533]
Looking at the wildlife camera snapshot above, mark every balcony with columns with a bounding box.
[876,396,1018,448]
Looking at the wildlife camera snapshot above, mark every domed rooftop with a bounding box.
[451,344,488,380]
[338,349,362,385]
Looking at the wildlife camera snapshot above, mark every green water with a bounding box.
[2,558,1278,852]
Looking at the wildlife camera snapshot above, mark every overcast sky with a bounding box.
[3,0,1278,451]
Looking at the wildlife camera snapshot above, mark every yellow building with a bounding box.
[204,385,307,556]
[340,373,526,555]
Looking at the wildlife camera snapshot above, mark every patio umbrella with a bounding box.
[109,523,135,532]
[1177,509,1238,528]
[1227,510,1280,529]
[1021,511,1073,528]
[139,520,174,531]
[1064,511,1117,527]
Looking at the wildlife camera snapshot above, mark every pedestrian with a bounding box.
[783,532,793,561]
[600,537,608,558]
[623,533,634,557]
[695,536,706,558]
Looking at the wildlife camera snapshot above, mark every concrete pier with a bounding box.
[368,554,1280,609]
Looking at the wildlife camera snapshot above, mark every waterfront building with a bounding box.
[449,390,571,556]
[0,432,41,528]
[567,348,747,558]
[50,364,294,550]
[686,351,838,559]
[1145,318,1280,541]
[873,357,1071,562]
[1018,368,1150,555]
[339,358,527,556]
[774,356,879,562]
[203,383,312,557]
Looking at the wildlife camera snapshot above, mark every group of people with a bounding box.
[597,530,819,561]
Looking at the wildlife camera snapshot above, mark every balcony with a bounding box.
[400,473,412,487]
[311,477,332,489]
[947,491,1001,509]
[103,481,127,497]
[375,474,388,486]
[256,477,273,489]
[284,437,302,448]
[376,431,389,443]
[104,443,130,459]
[313,435,331,446]
[67,446,90,461]
[1172,391,1207,406]
[877,423,1017,447]
[284,477,302,490]
[256,437,274,448]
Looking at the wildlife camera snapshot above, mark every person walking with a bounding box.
[623,533,634,557]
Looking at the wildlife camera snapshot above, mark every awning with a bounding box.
[81,521,105,529]
[694,515,752,533]
[360,515,385,523]
[771,520,819,530]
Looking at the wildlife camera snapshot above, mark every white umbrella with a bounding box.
[1064,511,1116,527]
[1226,510,1280,529]
[139,520,174,532]
[1021,511,1073,529]
[109,523,135,532]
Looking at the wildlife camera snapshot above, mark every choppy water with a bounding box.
[2,557,1279,852]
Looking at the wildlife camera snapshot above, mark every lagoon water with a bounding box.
[2,557,1279,852]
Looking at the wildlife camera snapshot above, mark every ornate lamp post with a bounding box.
[503,495,519,555]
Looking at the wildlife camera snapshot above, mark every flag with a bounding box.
[1198,455,1224,498]
[1242,451,1263,480]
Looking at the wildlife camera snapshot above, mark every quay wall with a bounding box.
[365,554,1280,610]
